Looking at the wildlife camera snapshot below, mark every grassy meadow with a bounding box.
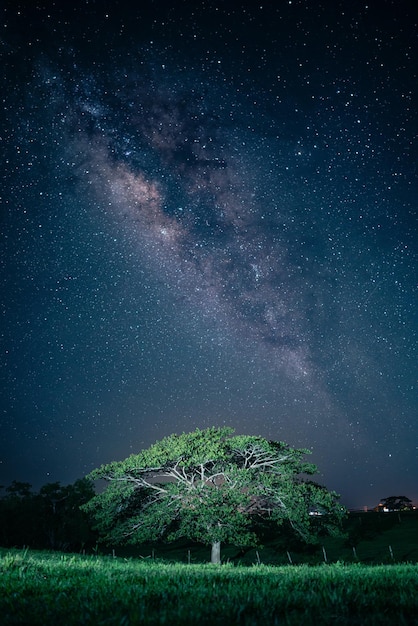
[1,512,418,625]
[1,548,418,625]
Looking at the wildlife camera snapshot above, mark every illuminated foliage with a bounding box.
[83,427,345,563]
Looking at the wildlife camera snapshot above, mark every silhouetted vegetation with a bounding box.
[375,495,413,512]
[0,479,97,551]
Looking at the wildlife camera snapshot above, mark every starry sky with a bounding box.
[1,0,417,510]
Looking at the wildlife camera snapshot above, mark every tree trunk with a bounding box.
[211,541,221,564]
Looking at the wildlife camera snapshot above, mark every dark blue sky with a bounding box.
[1,0,417,509]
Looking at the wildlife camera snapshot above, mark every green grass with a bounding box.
[1,548,418,625]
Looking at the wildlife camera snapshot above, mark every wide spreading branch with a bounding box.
[83,427,345,564]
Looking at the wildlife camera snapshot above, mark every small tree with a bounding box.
[37,479,96,550]
[83,427,345,563]
[378,496,413,512]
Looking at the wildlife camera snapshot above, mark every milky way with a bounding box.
[1,1,416,508]
[77,97,315,379]
[62,59,414,391]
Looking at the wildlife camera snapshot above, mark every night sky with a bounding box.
[1,0,417,510]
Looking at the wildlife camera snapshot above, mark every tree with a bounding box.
[0,482,37,547]
[0,478,96,550]
[377,496,413,512]
[37,479,96,550]
[83,427,345,563]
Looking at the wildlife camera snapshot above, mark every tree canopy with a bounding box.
[377,496,413,512]
[83,427,345,563]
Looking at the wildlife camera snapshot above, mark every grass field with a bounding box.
[1,548,418,625]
